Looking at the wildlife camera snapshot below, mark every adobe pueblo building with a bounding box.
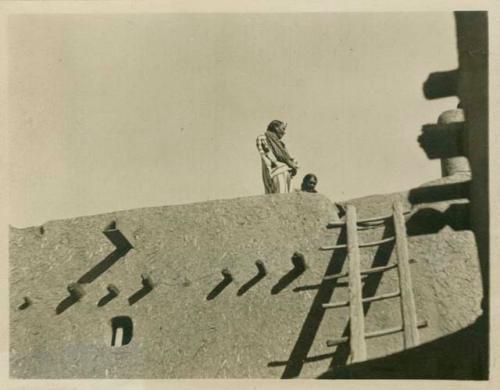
[9,12,488,379]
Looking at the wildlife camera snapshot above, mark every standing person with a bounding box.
[256,120,299,194]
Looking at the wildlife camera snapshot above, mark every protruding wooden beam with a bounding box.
[221,268,233,282]
[255,260,267,275]
[18,296,32,310]
[141,273,154,289]
[67,282,86,300]
[107,284,120,297]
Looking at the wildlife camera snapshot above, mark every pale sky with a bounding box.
[8,13,459,227]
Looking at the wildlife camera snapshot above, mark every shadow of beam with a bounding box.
[423,69,458,99]
[418,123,465,159]
[237,272,266,296]
[271,253,307,295]
[128,286,153,305]
[77,226,133,285]
[206,275,232,301]
[56,295,79,315]
[78,247,130,284]
[406,203,471,236]
[271,267,305,295]
[408,181,470,205]
[98,292,117,307]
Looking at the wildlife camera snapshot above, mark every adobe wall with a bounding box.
[10,192,482,378]
[418,12,488,377]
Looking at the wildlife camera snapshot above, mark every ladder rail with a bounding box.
[321,202,422,363]
[346,205,368,363]
[393,200,420,348]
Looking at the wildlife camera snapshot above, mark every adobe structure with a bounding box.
[9,12,488,379]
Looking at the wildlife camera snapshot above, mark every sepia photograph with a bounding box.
[2,1,496,385]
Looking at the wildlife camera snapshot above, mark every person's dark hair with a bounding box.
[301,174,318,191]
[267,120,286,133]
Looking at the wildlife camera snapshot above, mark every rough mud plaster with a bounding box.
[10,192,482,378]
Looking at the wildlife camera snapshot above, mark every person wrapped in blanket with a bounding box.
[256,120,299,194]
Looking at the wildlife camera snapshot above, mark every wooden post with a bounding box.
[141,273,154,289]
[67,282,85,300]
[393,200,420,348]
[114,327,124,347]
[346,205,367,362]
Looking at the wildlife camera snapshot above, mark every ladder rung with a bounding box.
[322,300,349,309]
[358,210,410,224]
[357,224,384,231]
[328,220,387,229]
[324,262,398,281]
[327,210,410,227]
[322,290,401,309]
[320,236,395,251]
[326,320,428,347]
[323,270,349,281]
[319,243,347,250]
[362,259,416,276]
[363,290,401,303]
[359,236,395,248]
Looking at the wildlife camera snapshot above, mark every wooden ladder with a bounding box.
[320,199,425,363]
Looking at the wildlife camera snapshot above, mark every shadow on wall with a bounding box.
[271,253,307,295]
[78,222,134,284]
[56,295,80,315]
[408,181,469,204]
[270,228,350,378]
[56,283,86,315]
[237,260,267,296]
[206,269,234,301]
[406,203,470,235]
[317,315,486,379]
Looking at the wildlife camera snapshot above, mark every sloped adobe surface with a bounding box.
[10,192,482,378]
